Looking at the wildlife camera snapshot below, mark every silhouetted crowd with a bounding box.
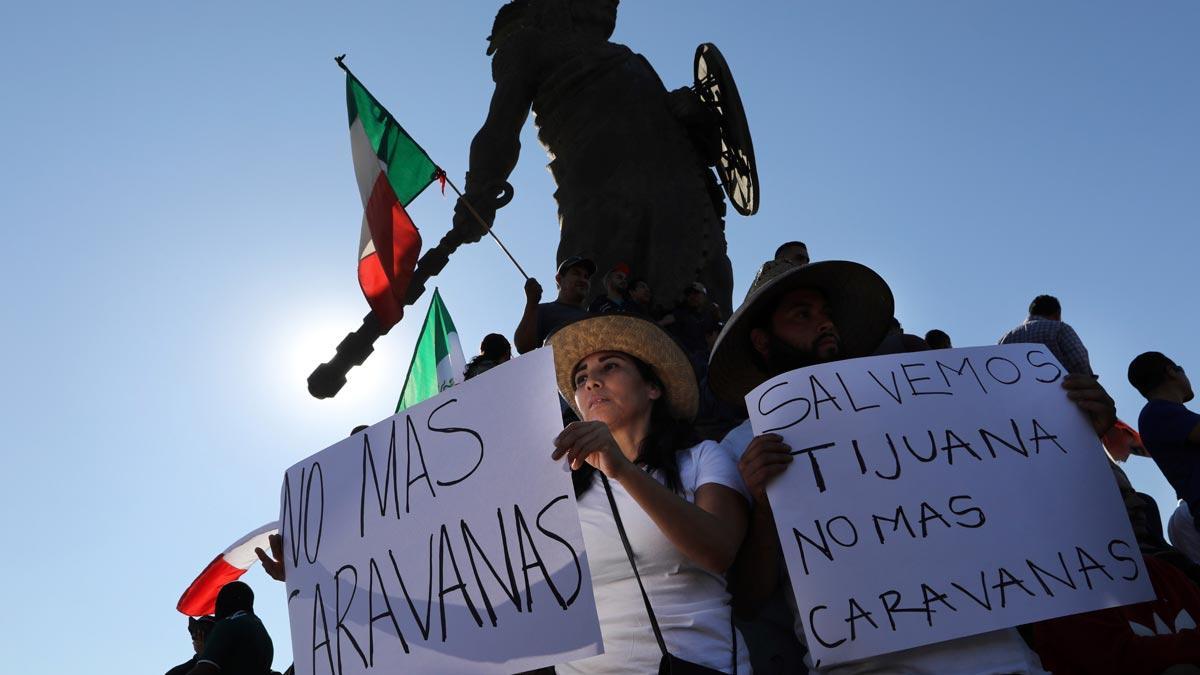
[172,241,1200,674]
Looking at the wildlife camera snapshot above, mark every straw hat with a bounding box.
[708,259,894,407]
[547,314,699,421]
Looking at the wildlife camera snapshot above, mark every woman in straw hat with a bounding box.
[547,314,751,674]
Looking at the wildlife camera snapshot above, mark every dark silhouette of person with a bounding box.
[185,581,273,675]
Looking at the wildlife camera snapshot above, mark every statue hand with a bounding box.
[452,194,496,244]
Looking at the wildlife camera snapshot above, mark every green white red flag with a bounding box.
[345,70,443,329]
[396,288,465,412]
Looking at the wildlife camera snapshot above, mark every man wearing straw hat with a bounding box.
[708,259,1116,673]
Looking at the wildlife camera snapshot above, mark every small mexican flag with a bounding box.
[345,66,443,329]
[396,289,466,412]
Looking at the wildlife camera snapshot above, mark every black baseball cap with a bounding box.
[557,255,596,277]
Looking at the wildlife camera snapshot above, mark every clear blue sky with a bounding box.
[2,1,1197,672]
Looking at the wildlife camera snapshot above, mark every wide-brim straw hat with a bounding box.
[547,314,699,421]
[709,259,894,407]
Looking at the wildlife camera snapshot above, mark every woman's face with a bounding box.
[572,351,660,428]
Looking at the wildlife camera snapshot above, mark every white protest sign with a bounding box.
[748,345,1154,667]
[281,349,603,675]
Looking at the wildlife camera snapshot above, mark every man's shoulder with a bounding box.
[539,300,586,316]
[1141,399,1197,423]
[219,610,268,635]
[1000,318,1063,346]
[165,657,198,675]
[717,419,754,460]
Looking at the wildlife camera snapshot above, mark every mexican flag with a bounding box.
[177,522,278,617]
[396,288,466,411]
[346,69,442,329]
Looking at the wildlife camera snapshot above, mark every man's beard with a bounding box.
[765,332,839,375]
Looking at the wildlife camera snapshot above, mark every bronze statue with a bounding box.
[309,2,759,398]
[449,0,759,316]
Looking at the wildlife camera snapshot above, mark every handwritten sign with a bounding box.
[747,345,1154,667]
[281,349,603,674]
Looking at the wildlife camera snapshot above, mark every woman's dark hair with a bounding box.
[571,354,697,497]
[465,334,513,380]
[480,333,511,360]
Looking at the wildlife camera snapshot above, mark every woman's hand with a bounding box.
[552,421,635,480]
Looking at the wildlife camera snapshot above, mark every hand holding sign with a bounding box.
[746,345,1152,667]
[552,421,635,477]
[1061,374,1117,436]
[736,433,792,502]
[280,350,602,675]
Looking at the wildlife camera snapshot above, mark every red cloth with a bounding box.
[1103,419,1149,462]
[1032,556,1200,675]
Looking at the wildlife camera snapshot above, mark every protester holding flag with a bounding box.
[547,314,751,674]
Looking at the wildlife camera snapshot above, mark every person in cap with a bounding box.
[165,616,216,675]
[709,259,1117,674]
[547,314,751,673]
[513,255,596,354]
[663,281,723,369]
[587,262,632,314]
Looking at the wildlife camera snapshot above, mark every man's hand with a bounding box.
[1063,374,1117,437]
[254,533,286,583]
[737,433,793,503]
[524,277,543,306]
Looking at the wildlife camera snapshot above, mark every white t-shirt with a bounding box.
[719,420,1048,675]
[1169,499,1200,565]
[558,440,752,674]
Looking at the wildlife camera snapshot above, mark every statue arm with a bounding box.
[468,76,533,188]
[452,75,535,244]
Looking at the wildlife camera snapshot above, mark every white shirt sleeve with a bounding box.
[682,439,751,502]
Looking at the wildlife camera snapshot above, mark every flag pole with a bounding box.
[308,55,528,400]
[335,54,528,281]
[441,175,529,281]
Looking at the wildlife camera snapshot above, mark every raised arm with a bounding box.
[513,277,543,354]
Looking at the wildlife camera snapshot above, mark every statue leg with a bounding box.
[698,239,734,318]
